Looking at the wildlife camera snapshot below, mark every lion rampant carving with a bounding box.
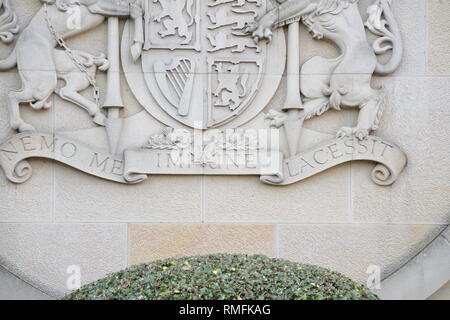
[249,0,403,140]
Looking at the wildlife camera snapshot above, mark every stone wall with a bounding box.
[0,0,449,299]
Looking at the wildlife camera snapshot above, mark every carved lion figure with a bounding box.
[249,0,403,140]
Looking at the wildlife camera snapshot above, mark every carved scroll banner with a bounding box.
[123,148,282,184]
[0,133,128,184]
[0,133,406,186]
[262,136,408,186]
[0,132,282,185]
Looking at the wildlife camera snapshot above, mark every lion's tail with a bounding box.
[186,0,195,26]
[365,0,403,75]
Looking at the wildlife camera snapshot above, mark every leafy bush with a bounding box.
[65,254,378,300]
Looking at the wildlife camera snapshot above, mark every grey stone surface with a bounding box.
[428,0,450,75]
[0,0,447,300]
[53,165,203,222]
[352,77,450,223]
[278,224,444,283]
[0,159,54,222]
[428,281,450,300]
[0,223,127,297]
[379,226,450,300]
[0,265,54,300]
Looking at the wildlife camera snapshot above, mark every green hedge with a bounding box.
[65,254,378,300]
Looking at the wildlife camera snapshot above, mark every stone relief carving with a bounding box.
[145,127,261,167]
[153,0,194,44]
[54,49,110,126]
[137,0,275,129]
[145,0,201,50]
[154,57,195,116]
[207,7,257,30]
[209,0,262,8]
[249,0,403,148]
[0,0,407,187]
[0,0,144,132]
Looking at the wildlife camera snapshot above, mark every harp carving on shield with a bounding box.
[154,58,195,116]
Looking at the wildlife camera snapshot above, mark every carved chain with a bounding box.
[43,4,100,108]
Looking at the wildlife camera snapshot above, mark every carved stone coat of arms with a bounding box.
[0,0,407,186]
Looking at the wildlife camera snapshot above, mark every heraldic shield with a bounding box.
[122,0,286,129]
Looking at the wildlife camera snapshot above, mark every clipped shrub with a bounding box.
[65,254,378,300]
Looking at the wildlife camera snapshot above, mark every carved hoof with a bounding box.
[93,113,106,127]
